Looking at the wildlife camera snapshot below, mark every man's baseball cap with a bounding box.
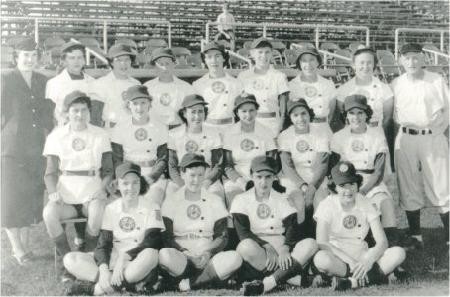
[233,93,259,112]
[179,153,209,169]
[63,90,91,111]
[250,156,280,174]
[181,94,208,109]
[116,162,141,179]
[344,94,370,112]
[61,41,85,53]
[331,161,361,186]
[400,43,423,55]
[202,41,226,54]
[296,46,322,66]
[122,85,152,102]
[107,44,136,59]
[251,37,273,49]
[14,38,37,51]
[287,98,310,115]
[151,47,175,63]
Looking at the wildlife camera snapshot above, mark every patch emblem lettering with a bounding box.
[257,203,271,219]
[72,138,86,151]
[304,86,318,97]
[252,79,264,90]
[351,139,365,152]
[342,215,357,229]
[119,216,136,232]
[135,128,148,141]
[187,204,201,220]
[240,138,255,152]
[185,140,199,153]
[160,93,172,106]
[296,140,310,153]
[212,81,226,93]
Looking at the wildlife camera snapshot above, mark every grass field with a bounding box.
[1,176,449,296]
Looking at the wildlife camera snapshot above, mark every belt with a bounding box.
[106,121,117,128]
[175,233,212,240]
[257,112,277,118]
[356,169,375,174]
[312,117,327,123]
[207,117,233,125]
[62,170,97,176]
[402,127,432,135]
[256,233,283,237]
[368,121,379,127]
[129,160,156,167]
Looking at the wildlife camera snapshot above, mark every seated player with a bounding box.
[230,156,318,296]
[159,153,242,292]
[42,91,113,281]
[63,163,164,295]
[313,161,407,290]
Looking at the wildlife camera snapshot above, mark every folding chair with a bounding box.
[283,48,300,68]
[376,49,402,83]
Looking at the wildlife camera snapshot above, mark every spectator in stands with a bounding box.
[144,48,195,130]
[193,41,243,137]
[89,44,140,129]
[214,2,236,51]
[1,37,55,266]
[238,37,290,137]
[288,46,337,135]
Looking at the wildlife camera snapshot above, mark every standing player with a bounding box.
[230,156,318,296]
[110,85,169,206]
[64,163,164,295]
[288,46,337,135]
[330,95,399,246]
[313,161,406,290]
[278,99,330,239]
[42,91,113,280]
[89,44,140,128]
[144,48,195,129]
[167,95,224,199]
[238,37,290,136]
[193,41,243,137]
[391,43,449,246]
[214,2,236,51]
[159,153,243,292]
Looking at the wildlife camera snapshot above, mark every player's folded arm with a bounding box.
[111,142,124,171]
[126,228,164,259]
[44,155,60,193]
[233,212,268,247]
[205,148,224,183]
[282,213,299,250]
[168,149,185,187]
[280,151,306,188]
[222,149,241,181]
[208,217,229,255]
[149,143,168,181]
[94,229,114,266]
[161,216,188,252]
[360,152,385,195]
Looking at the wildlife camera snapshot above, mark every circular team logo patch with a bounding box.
[185,140,199,153]
[339,163,349,173]
[304,86,318,98]
[72,138,86,151]
[187,204,201,220]
[252,79,264,90]
[257,203,271,219]
[240,138,255,152]
[296,140,310,153]
[351,139,365,152]
[159,93,172,106]
[135,128,148,141]
[212,81,226,93]
[342,215,357,229]
[119,216,136,232]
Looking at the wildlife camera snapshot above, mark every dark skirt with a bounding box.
[1,156,45,228]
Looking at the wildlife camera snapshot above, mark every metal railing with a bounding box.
[423,48,450,65]
[206,21,370,48]
[69,38,108,66]
[394,27,448,60]
[200,39,251,68]
[1,16,172,50]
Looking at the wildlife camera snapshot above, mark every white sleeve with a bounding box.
[313,197,333,224]
[45,79,56,103]
[277,72,290,95]
[278,196,297,219]
[212,196,229,222]
[101,205,114,231]
[145,203,166,231]
[110,125,123,145]
[230,194,247,215]
[380,82,394,102]
[330,133,342,155]
[316,132,330,153]
[42,132,59,156]
[277,131,290,152]
[99,131,112,153]
[161,196,175,220]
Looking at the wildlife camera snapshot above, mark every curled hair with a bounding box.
[295,53,322,70]
[343,105,373,124]
[327,174,363,194]
[64,97,92,113]
[200,50,230,69]
[12,48,42,67]
[281,104,316,131]
[233,101,259,122]
[352,48,378,70]
[107,54,136,69]
[116,176,149,196]
[178,105,209,125]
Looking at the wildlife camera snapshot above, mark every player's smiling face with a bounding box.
[16,50,38,72]
[290,106,310,131]
[118,172,141,200]
[252,170,275,195]
[112,55,132,77]
[185,104,206,127]
[129,98,151,121]
[353,52,375,79]
[204,50,224,70]
[251,47,272,68]
[237,103,257,124]
[299,53,319,74]
[64,49,85,74]
[155,57,175,73]
[336,182,358,204]
[347,108,367,129]
[400,52,425,75]
[182,166,206,192]
[68,102,90,126]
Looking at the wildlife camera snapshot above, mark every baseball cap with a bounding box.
[179,153,209,169]
[400,43,423,55]
[107,44,136,59]
[63,90,91,111]
[296,46,322,65]
[116,162,141,179]
[181,94,208,109]
[14,38,37,51]
[250,156,280,174]
[251,37,273,49]
[233,93,259,111]
[287,98,310,115]
[202,41,226,54]
[122,85,152,102]
[344,94,370,112]
[61,41,85,53]
[330,161,360,186]
[151,47,175,63]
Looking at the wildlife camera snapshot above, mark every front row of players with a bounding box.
[60,154,407,296]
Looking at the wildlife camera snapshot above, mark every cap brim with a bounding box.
[180,161,210,168]
[333,175,360,186]
[109,51,136,59]
[252,167,277,174]
[129,96,151,101]
[184,101,209,108]
[345,104,368,112]
[234,99,259,111]
[152,54,175,63]
[288,103,308,114]
[117,169,141,179]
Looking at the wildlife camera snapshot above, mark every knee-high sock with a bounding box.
[405,210,421,236]
[237,261,265,282]
[366,262,388,285]
[84,233,99,252]
[73,221,86,241]
[54,232,71,257]
[439,212,449,241]
[190,262,219,289]
[384,227,400,247]
[272,259,303,284]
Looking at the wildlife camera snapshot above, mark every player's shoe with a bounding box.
[178,278,191,292]
[60,268,75,283]
[331,276,352,291]
[388,267,411,284]
[241,280,264,296]
[65,280,95,296]
[401,235,424,251]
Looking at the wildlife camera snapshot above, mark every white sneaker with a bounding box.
[178,278,191,291]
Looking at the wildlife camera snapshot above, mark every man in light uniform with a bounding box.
[215,2,236,51]
[144,48,195,129]
[391,43,449,246]
[238,37,290,136]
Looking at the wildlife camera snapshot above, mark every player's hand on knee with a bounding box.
[197,251,211,269]
[277,250,292,270]
[263,243,279,271]
[351,261,371,280]
[48,192,62,204]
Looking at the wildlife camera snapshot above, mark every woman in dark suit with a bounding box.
[1,37,55,265]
